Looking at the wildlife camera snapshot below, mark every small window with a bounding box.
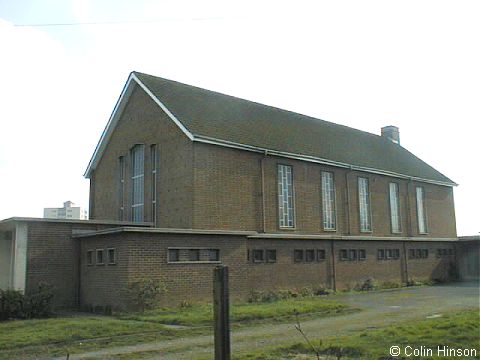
[416,249,422,259]
[87,250,94,265]
[252,249,264,263]
[340,249,348,261]
[294,249,304,263]
[409,249,415,259]
[168,249,180,262]
[377,249,385,260]
[392,249,400,260]
[349,249,357,261]
[189,249,200,261]
[209,249,220,262]
[317,249,326,261]
[385,249,393,260]
[358,249,366,261]
[266,249,277,263]
[107,248,116,265]
[421,249,429,259]
[437,249,443,258]
[96,249,105,265]
[305,249,315,262]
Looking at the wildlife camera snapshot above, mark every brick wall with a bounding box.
[78,230,458,309]
[90,84,194,228]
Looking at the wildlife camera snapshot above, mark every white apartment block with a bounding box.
[44,201,88,220]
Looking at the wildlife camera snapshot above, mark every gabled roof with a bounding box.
[85,71,455,186]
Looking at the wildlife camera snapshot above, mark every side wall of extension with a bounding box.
[78,231,458,310]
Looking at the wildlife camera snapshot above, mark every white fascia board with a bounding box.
[83,73,195,178]
[131,73,194,141]
[84,74,137,178]
[192,135,457,187]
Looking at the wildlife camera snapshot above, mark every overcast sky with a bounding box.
[0,0,478,235]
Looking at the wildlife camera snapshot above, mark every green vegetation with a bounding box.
[236,309,480,359]
[122,297,351,326]
[0,296,352,358]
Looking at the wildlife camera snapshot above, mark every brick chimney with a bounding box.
[381,125,400,145]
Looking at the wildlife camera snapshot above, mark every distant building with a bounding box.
[44,201,88,220]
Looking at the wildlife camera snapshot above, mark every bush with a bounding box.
[354,278,377,291]
[127,278,167,312]
[0,283,54,321]
[247,286,330,303]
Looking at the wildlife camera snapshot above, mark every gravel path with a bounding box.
[55,281,479,359]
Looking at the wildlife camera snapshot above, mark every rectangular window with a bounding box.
[151,145,157,226]
[209,249,220,262]
[389,182,401,233]
[168,249,180,262]
[87,250,94,265]
[107,248,116,265]
[188,249,200,261]
[118,156,125,220]
[385,249,393,259]
[306,249,315,262]
[253,249,265,263]
[340,249,348,261]
[358,177,372,232]
[409,249,415,259]
[349,249,357,261]
[278,164,295,228]
[421,249,429,259]
[266,249,277,263]
[321,171,336,230]
[96,249,105,265]
[377,249,385,260]
[317,249,326,261]
[393,249,400,259]
[131,144,145,222]
[294,249,304,262]
[358,249,366,260]
[416,187,428,234]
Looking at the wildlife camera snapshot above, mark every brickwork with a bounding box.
[78,230,458,310]
[90,84,194,228]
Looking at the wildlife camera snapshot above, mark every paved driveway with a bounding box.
[60,281,480,359]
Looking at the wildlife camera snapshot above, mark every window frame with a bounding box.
[131,144,145,222]
[150,144,158,226]
[321,171,337,231]
[294,249,304,263]
[358,177,372,232]
[118,156,125,221]
[389,182,402,234]
[107,248,116,265]
[416,186,428,234]
[188,249,200,262]
[317,249,326,261]
[277,164,296,229]
[358,249,366,261]
[377,249,385,260]
[340,249,349,261]
[96,249,105,266]
[209,249,220,262]
[86,250,94,266]
[252,249,265,263]
[305,249,315,263]
[266,249,277,263]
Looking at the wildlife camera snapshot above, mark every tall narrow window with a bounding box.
[131,144,145,222]
[389,182,401,233]
[416,187,428,234]
[358,177,372,232]
[118,156,125,220]
[321,171,336,230]
[151,145,157,226]
[278,164,295,228]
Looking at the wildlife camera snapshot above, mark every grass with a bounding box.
[121,297,352,326]
[236,309,480,359]
[0,296,352,358]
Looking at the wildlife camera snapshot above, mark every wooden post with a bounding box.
[213,265,231,360]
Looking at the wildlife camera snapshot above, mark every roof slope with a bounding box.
[133,72,454,185]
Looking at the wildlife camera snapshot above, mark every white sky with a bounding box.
[0,0,478,236]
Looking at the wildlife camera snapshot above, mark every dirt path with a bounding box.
[55,281,479,359]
